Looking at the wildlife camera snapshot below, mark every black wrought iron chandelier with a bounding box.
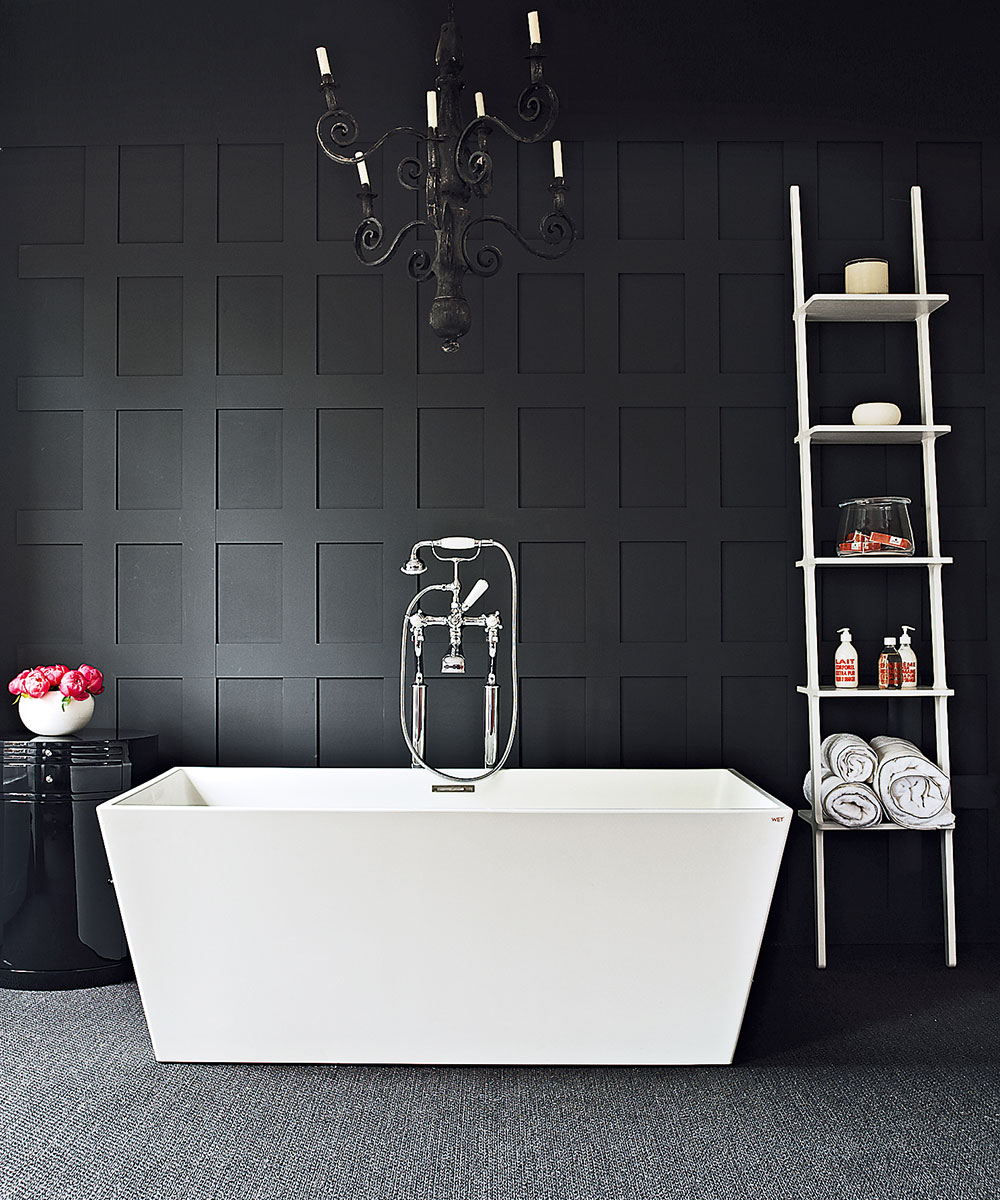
[314,4,576,352]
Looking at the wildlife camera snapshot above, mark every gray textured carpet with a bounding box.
[1,946,998,1200]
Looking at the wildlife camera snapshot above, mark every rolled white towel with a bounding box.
[870,736,953,829]
[821,732,877,783]
[803,767,884,828]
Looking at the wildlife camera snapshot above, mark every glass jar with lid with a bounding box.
[837,496,915,556]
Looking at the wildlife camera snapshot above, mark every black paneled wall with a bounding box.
[1,1,997,946]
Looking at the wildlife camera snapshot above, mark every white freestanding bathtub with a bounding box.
[98,767,791,1065]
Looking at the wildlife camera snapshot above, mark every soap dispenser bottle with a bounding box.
[878,637,902,690]
[898,625,917,689]
[834,627,858,689]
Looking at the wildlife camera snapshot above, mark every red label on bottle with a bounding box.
[878,654,902,689]
[835,659,857,684]
[902,661,916,685]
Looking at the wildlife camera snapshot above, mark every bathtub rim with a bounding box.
[98,764,791,816]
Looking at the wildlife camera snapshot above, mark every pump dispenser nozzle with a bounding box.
[900,625,914,645]
[838,627,852,642]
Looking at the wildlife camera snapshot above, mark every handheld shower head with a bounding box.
[401,552,427,575]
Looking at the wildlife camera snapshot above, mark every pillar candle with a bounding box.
[355,154,369,187]
[426,90,438,130]
[528,11,541,44]
[552,139,563,178]
[475,92,486,118]
[316,47,331,77]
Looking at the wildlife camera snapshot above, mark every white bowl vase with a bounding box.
[18,691,95,736]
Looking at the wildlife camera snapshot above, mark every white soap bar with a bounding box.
[852,402,902,426]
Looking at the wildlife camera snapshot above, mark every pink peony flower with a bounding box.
[77,664,104,695]
[22,669,51,699]
[8,670,30,696]
[59,670,90,701]
[40,664,69,687]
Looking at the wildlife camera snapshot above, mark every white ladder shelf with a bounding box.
[789,184,957,969]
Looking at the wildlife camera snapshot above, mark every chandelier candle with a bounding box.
[313,3,576,352]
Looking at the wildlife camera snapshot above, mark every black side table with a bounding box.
[0,728,158,989]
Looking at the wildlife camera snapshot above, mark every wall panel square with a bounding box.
[620,676,687,767]
[943,541,986,642]
[418,408,483,507]
[519,677,586,766]
[118,277,183,375]
[217,409,283,509]
[722,675,789,792]
[717,141,784,240]
[317,143,384,242]
[720,407,786,508]
[319,678,384,765]
[618,274,685,373]
[619,407,685,507]
[15,278,84,376]
[217,678,282,765]
[518,140,583,239]
[17,411,82,508]
[317,408,383,509]
[949,675,989,775]
[16,544,83,644]
[817,142,883,240]
[617,142,684,240]
[926,274,984,373]
[718,274,785,373]
[318,542,382,643]
[218,144,283,242]
[117,410,183,509]
[116,677,183,764]
[721,542,787,642]
[217,543,283,643]
[317,275,383,374]
[6,147,85,244]
[518,542,586,643]
[518,274,585,373]
[119,145,183,243]
[620,542,685,642]
[117,543,183,644]
[518,408,584,507]
[217,276,283,375]
[917,143,983,241]
[937,407,985,508]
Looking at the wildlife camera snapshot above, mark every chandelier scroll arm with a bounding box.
[461,206,576,277]
[316,118,429,167]
[355,218,435,270]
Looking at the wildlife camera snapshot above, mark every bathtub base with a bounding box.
[98,767,790,1065]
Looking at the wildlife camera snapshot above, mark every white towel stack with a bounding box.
[804,732,953,830]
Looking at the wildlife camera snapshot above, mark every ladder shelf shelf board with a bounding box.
[789,183,956,969]
[796,556,953,567]
[796,294,949,321]
[796,685,954,698]
[797,811,955,834]
[796,425,950,445]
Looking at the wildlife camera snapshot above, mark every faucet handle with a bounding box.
[461,578,490,611]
